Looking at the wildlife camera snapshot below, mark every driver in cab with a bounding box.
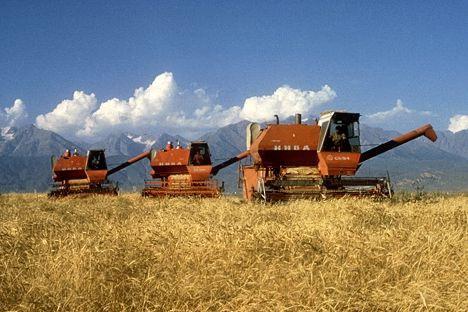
[331,125,351,152]
[192,149,205,165]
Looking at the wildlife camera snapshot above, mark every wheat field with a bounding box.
[0,194,466,311]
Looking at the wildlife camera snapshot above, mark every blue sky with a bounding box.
[1,1,467,139]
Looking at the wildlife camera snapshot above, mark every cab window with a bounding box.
[87,150,107,170]
[322,120,360,153]
[189,144,212,165]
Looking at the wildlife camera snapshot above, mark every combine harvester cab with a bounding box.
[49,149,150,197]
[214,112,437,201]
[142,141,223,197]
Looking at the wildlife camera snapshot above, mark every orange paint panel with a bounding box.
[152,149,190,166]
[242,166,260,201]
[150,148,191,179]
[187,165,212,181]
[317,152,360,176]
[86,170,108,183]
[53,155,88,181]
[242,166,269,201]
[249,124,320,166]
[53,155,109,183]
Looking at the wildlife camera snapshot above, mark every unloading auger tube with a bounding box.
[107,150,152,176]
[359,124,437,163]
[211,150,251,176]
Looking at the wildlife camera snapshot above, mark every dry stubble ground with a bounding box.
[0,194,466,311]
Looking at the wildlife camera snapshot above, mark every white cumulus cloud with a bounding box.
[1,99,28,127]
[240,85,336,122]
[36,91,97,135]
[36,72,241,139]
[448,114,468,133]
[76,72,237,137]
[35,72,337,140]
[367,99,412,121]
[363,99,435,131]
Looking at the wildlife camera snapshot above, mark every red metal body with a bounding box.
[142,141,222,197]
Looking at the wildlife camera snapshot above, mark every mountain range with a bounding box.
[0,121,467,193]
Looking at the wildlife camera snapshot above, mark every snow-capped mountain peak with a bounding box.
[127,134,156,150]
[1,127,15,141]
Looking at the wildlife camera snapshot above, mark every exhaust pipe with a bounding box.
[274,115,279,124]
[295,113,302,124]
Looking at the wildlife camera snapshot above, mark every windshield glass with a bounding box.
[86,151,107,170]
[189,143,212,165]
[322,119,360,153]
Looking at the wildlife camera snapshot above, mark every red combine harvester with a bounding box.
[49,149,150,197]
[212,112,438,201]
[142,141,225,197]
